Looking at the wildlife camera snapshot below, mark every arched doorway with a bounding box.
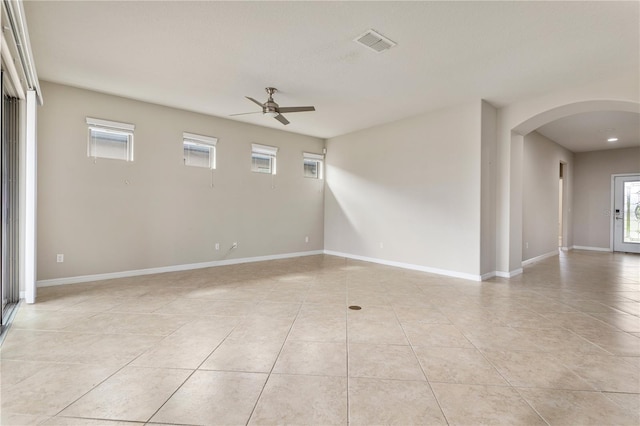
[506,100,640,274]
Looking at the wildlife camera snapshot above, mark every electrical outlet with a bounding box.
[379,242,384,249]
[525,242,529,249]
[232,242,238,249]
[305,236,309,243]
[56,254,64,263]
[215,243,220,250]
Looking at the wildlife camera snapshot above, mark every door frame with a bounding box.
[610,173,640,252]
[559,161,568,251]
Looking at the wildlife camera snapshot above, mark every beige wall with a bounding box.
[573,147,640,249]
[37,82,325,281]
[324,101,483,277]
[35,78,640,283]
[522,131,573,261]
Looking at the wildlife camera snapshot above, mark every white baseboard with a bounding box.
[571,245,611,252]
[37,250,324,288]
[495,268,523,278]
[323,250,484,281]
[480,271,497,280]
[522,250,559,267]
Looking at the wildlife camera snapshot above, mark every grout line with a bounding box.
[51,308,243,422]
[512,386,551,426]
[391,305,451,426]
[244,292,306,425]
[144,311,247,423]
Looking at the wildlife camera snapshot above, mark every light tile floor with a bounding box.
[1,251,639,425]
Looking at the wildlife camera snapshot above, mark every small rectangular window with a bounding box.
[183,132,217,169]
[86,117,134,161]
[303,152,324,179]
[251,143,278,174]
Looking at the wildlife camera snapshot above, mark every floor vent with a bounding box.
[354,29,396,53]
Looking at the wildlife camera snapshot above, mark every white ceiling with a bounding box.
[537,111,640,153]
[23,1,639,141]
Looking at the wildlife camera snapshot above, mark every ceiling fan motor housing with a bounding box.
[264,100,279,114]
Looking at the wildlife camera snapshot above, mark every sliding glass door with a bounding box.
[1,71,20,330]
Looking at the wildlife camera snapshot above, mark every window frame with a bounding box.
[303,152,324,179]
[251,143,278,175]
[183,132,218,169]
[86,117,135,162]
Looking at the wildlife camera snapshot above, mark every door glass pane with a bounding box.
[1,76,21,326]
[623,181,640,243]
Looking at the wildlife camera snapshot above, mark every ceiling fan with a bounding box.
[230,87,315,125]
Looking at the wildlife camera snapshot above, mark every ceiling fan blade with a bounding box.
[277,106,316,113]
[274,114,290,125]
[229,111,262,116]
[246,96,264,107]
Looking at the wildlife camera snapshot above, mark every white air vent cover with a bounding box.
[354,29,396,53]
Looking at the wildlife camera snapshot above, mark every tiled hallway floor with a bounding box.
[1,251,639,425]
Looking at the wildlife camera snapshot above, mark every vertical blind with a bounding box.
[86,117,135,161]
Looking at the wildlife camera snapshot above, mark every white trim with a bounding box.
[86,117,135,132]
[183,132,218,146]
[323,250,484,281]
[19,291,25,299]
[522,250,559,267]
[24,90,37,304]
[481,271,497,280]
[252,143,278,156]
[1,36,26,99]
[3,0,42,104]
[572,245,611,252]
[611,174,617,253]
[495,268,523,278]
[303,152,324,160]
[36,250,324,288]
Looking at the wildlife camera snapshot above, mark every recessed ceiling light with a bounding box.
[607,137,618,142]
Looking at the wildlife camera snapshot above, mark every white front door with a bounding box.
[613,175,640,253]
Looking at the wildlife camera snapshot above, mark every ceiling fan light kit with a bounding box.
[230,87,316,125]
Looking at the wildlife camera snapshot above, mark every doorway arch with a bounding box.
[507,99,640,274]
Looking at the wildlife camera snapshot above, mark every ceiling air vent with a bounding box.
[354,29,396,53]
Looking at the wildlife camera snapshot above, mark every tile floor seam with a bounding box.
[583,311,632,333]
[391,303,451,425]
[49,313,238,423]
[46,355,176,421]
[243,301,304,426]
[562,327,620,355]
[142,315,245,424]
[464,345,515,389]
[512,385,553,426]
